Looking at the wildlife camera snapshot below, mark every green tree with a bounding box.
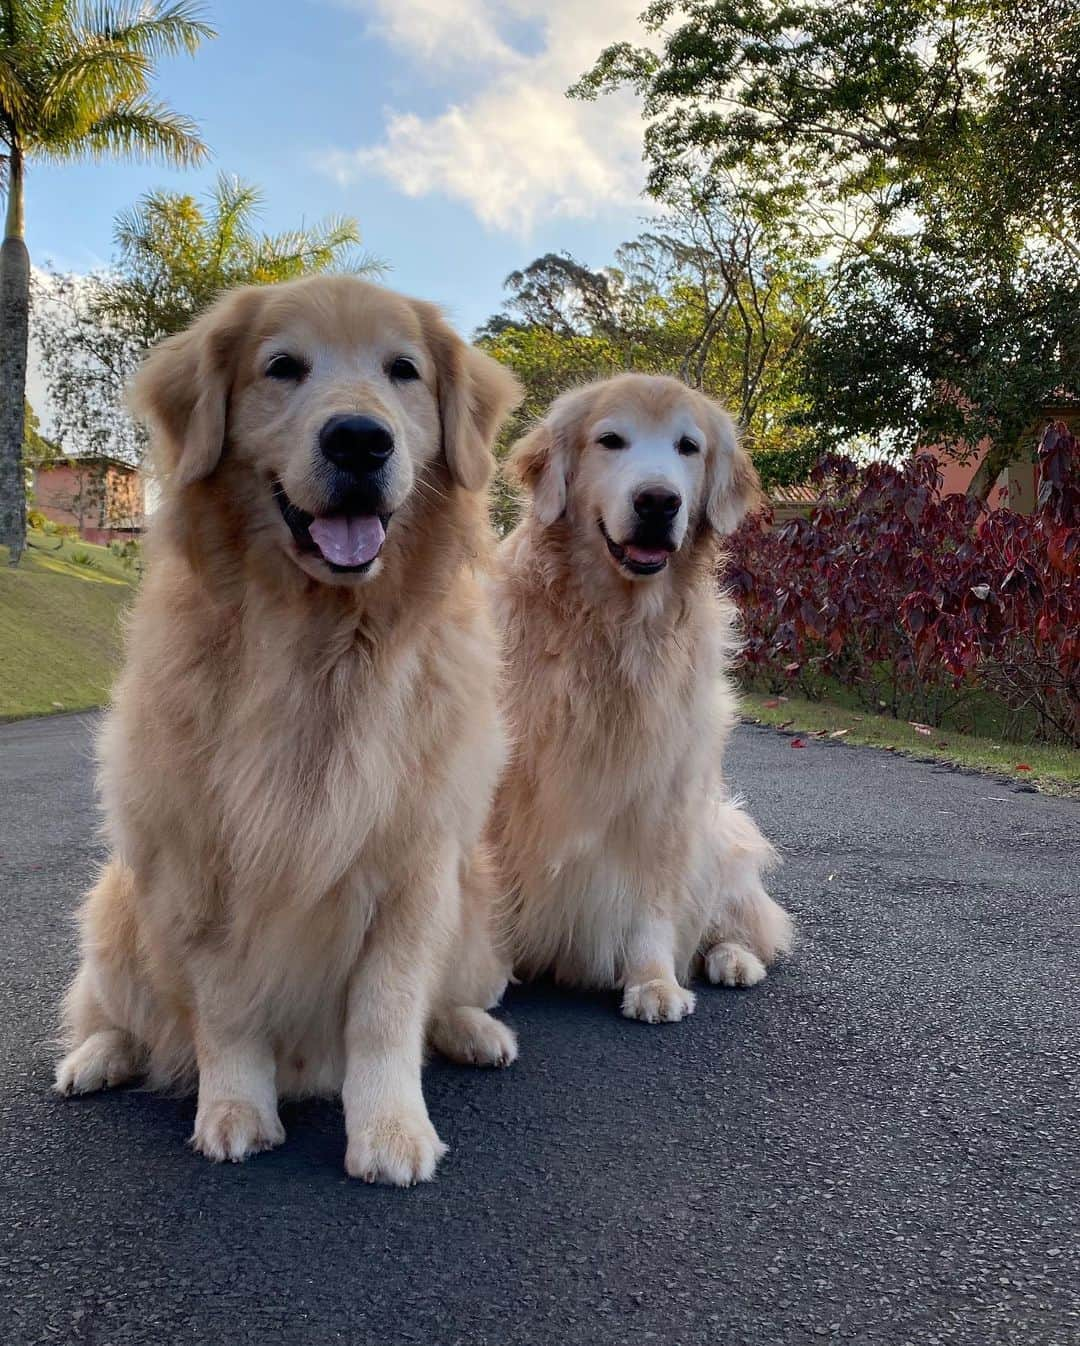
[0,0,213,565]
[35,174,375,467]
[575,0,1080,486]
[23,399,54,464]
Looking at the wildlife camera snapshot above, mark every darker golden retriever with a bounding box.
[55,276,521,1184]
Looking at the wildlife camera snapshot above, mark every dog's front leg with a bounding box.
[621,908,696,1024]
[341,857,454,1186]
[191,965,285,1163]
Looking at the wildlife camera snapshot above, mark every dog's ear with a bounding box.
[507,421,567,525]
[130,288,259,488]
[507,385,592,525]
[703,400,762,535]
[418,304,522,491]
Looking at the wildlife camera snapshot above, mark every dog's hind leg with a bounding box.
[55,863,147,1095]
[699,801,793,987]
[429,847,518,1068]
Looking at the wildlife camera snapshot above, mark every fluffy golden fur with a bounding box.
[491,374,793,1022]
[55,276,522,1183]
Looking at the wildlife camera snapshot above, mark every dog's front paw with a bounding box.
[704,941,767,988]
[191,1099,285,1163]
[622,978,696,1024]
[345,1110,448,1186]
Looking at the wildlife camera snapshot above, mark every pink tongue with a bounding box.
[624,544,668,565]
[308,514,385,568]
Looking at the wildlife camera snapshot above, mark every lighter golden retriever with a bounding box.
[491,374,793,1021]
[54,276,521,1184]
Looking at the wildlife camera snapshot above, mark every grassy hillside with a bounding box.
[0,531,137,720]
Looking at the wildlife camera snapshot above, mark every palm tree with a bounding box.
[101,173,373,344]
[0,2,214,565]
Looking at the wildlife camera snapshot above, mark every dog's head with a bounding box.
[509,374,760,581]
[131,276,520,587]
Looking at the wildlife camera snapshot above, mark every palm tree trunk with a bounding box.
[1,145,30,565]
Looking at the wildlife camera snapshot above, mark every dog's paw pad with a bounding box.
[705,941,767,988]
[191,1100,285,1163]
[54,1032,137,1096]
[621,979,696,1024]
[345,1113,447,1186]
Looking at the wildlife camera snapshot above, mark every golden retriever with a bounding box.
[54,276,522,1184]
[491,374,793,1022]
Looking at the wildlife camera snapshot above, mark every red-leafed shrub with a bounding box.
[726,423,1080,745]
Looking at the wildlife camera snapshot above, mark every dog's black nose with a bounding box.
[319,414,394,475]
[633,487,681,521]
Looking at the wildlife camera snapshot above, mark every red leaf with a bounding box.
[1016,764,1031,771]
[791,738,807,748]
[763,698,781,708]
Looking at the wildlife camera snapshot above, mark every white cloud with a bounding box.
[320,0,651,234]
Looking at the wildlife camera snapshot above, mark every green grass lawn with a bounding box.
[741,690,1080,797]
[0,530,137,720]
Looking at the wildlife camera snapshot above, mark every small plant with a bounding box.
[27,509,47,531]
[110,539,142,573]
[70,549,96,569]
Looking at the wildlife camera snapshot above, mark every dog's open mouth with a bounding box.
[273,481,390,573]
[598,519,672,576]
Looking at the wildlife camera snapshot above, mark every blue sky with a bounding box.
[28,0,653,338]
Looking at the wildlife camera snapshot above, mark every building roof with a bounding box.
[30,453,140,474]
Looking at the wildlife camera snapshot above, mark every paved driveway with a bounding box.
[1,712,1077,1345]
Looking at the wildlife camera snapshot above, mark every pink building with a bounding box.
[31,455,144,546]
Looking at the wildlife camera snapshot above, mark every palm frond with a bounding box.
[40,45,149,124]
[0,49,30,123]
[77,96,209,166]
[83,2,216,61]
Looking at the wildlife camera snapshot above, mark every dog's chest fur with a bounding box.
[492,530,739,984]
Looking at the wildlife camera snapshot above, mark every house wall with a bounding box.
[32,462,144,544]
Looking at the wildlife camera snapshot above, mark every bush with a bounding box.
[725,423,1079,746]
[69,549,96,569]
[27,509,47,531]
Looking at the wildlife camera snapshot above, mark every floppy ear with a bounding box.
[418,304,522,491]
[507,420,567,525]
[703,401,763,535]
[129,288,258,488]
[507,383,594,525]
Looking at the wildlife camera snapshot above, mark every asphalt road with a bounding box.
[1,712,1078,1346]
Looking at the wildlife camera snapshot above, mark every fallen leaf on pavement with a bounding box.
[791,738,807,748]
[778,719,794,730]
[829,729,850,738]
[1016,764,1031,771]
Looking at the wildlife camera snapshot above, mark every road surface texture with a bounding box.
[1,711,1077,1346]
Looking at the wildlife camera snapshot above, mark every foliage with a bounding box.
[725,424,1080,746]
[575,1,1080,481]
[797,224,1080,482]
[0,1,212,172]
[34,174,373,466]
[23,401,55,462]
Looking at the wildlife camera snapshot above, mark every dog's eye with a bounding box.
[677,436,701,456]
[389,356,420,382]
[597,432,626,450]
[265,354,308,382]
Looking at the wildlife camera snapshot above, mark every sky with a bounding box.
[27,0,655,347]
